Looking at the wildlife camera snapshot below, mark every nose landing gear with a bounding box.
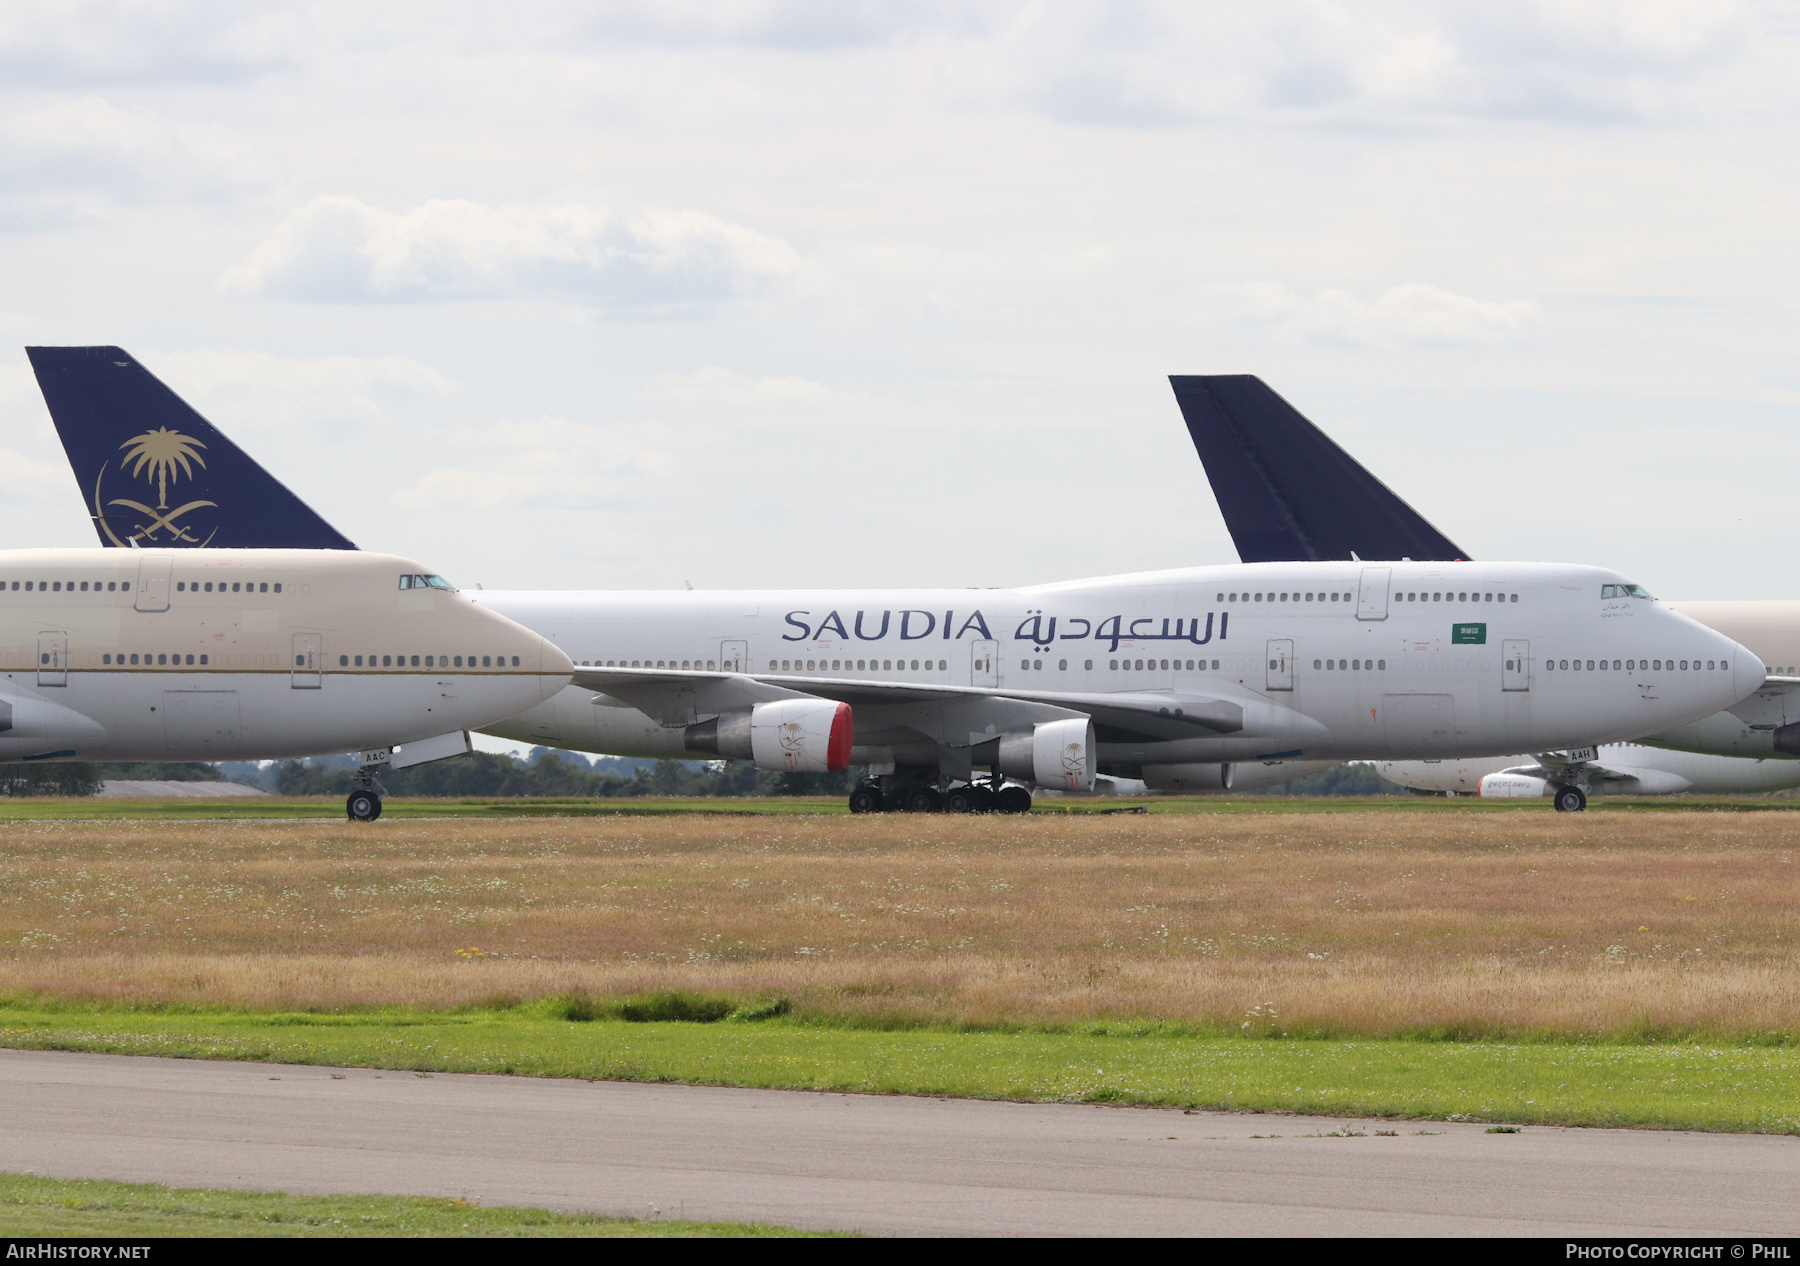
[346,763,387,821]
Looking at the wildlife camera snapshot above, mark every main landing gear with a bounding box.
[1552,784,1588,813]
[346,764,386,822]
[848,776,1033,815]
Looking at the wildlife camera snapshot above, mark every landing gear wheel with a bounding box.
[848,786,882,814]
[944,787,976,813]
[1553,785,1587,813]
[996,785,1033,814]
[971,786,998,813]
[906,787,942,814]
[346,789,383,822]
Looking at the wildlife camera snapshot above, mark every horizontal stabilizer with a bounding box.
[1169,375,1468,564]
[26,345,357,550]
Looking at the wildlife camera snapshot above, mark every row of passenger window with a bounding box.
[338,654,521,668]
[1547,657,1727,672]
[575,659,725,669]
[97,652,524,669]
[175,581,281,593]
[774,658,949,672]
[1223,591,1349,603]
[0,579,287,594]
[2,580,130,592]
[1313,658,1385,670]
[1218,590,1521,605]
[1106,658,1222,671]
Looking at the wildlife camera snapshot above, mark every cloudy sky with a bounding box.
[1,0,1796,600]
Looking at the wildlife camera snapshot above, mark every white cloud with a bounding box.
[0,94,253,221]
[219,196,806,308]
[1237,282,1542,348]
[646,366,835,407]
[575,0,987,50]
[931,0,1752,128]
[0,2,303,87]
[393,418,671,513]
[0,446,75,504]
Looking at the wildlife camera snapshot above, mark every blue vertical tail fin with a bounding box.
[1169,374,1467,564]
[26,346,357,550]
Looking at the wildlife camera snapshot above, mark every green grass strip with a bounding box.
[0,1172,829,1238]
[0,794,1793,820]
[0,1008,1796,1133]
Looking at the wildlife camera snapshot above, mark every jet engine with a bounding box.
[997,717,1096,792]
[683,698,853,773]
[1478,772,1549,799]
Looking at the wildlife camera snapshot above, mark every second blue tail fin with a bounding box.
[27,346,357,550]
[1170,374,1467,563]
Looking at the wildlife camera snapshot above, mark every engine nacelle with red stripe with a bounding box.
[683,698,853,773]
[1478,772,1549,798]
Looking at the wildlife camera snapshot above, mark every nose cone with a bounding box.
[1731,638,1767,702]
[537,636,574,699]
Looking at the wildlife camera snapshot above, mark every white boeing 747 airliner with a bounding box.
[21,347,1777,815]
[473,565,1761,813]
[0,548,572,818]
[1375,601,1800,803]
[1380,743,1800,801]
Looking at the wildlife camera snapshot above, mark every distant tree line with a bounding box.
[0,760,219,798]
[1253,762,1412,796]
[266,750,858,799]
[0,749,1409,799]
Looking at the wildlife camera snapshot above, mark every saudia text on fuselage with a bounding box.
[780,609,1226,653]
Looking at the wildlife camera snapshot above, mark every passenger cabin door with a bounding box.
[970,639,1000,688]
[1265,638,1294,691]
[36,631,67,687]
[134,554,172,613]
[719,639,747,675]
[1502,639,1530,692]
[291,632,322,689]
[1357,567,1391,621]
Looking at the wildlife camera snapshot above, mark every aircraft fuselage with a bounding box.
[0,549,570,764]
[476,560,1756,772]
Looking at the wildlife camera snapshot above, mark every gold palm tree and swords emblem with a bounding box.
[91,427,219,547]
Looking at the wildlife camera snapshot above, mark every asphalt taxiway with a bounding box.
[1,1049,1794,1237]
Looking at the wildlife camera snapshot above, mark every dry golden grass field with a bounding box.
[0,808,1795,1038]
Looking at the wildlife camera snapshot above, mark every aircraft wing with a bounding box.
[568,667,812,728]
[1724,675,1800,729]
[568,667,1245,743]
[1518,752,1651,789]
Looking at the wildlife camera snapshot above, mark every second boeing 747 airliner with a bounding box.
[0,546,572,818]
[24,346,1766,813]
[473,565,1756,817]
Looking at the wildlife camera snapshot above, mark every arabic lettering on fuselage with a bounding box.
[781,609,1228,652]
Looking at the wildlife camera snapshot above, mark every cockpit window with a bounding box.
[1601,583,1654,600]
[398,574,456,591]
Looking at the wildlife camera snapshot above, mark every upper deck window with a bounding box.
[398,574,455,591]
[1601,583,1655,600]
